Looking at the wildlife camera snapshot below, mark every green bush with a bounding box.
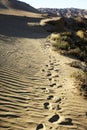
[53,40,69,50]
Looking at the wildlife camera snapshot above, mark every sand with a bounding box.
[0,10,87,130]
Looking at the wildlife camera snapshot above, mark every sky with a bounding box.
[19,0,87,9]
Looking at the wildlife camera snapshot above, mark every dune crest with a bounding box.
[0,0,39,13]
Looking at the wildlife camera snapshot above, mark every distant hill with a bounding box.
[38,8,87,18]
[0,0,39,13]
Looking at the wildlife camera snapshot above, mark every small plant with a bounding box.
[55,40,69,50]
[50,33,61,41]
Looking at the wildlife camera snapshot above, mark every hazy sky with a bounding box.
[19,0,87,9]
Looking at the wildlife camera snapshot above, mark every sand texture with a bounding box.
[0,9,87,130]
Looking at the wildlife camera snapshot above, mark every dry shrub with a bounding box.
[68,48,81,58]
[61,31,72,37]
[50,37,69,50]
[56,40,69,50]
[76,30,85,39]
[48,31,87,61]
[50,33,61,41]
[72,71,87,94]
[71,71,85,81]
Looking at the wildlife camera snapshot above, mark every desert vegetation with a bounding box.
[48,30,87,61]
[47,29,87,95]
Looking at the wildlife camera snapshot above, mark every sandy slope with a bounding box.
[0,12,87,130]
[0,0,39,13]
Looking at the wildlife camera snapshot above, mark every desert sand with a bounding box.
[0,6,87,130]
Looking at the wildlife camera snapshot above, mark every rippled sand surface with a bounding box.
[0,21,87,130]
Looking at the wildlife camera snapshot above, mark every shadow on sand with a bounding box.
[0,14,49,39]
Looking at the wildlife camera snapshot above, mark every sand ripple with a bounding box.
[0,38,87,130]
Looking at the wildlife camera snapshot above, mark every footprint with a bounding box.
[54,79,57,82]
[49,60,51,63]
[47,72,52,77]
[42,88,46,90]
[48,67,54,71]
[55,98,61,103]
[59,118,73,125]
[47,95,54,100]
[50,83,56,87]
[44,102,51,109]
[55,69,59,72]
[57,105,61,110]
[41,69,45,72]
[53,75,59,78]
[57,85,63,88]
[45,64,48,67]
[36,123,45,130]
[49,114,60,123]
[41,88,49,93]
[50,63,54,66]
[49,78,52,81]
[49,127,52,129]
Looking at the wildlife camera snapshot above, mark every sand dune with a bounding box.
[0,2,87,130]
[0,0,39,13]
[0,14,47,38]
[0,0,41,18]
[0,36,87,130]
